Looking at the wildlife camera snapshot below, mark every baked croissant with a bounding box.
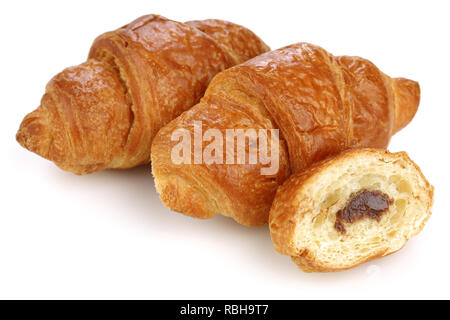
[269,149,433,272]
[16,14,269,174]
[151,42,420,226]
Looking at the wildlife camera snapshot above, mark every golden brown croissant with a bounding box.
[16,15,269,174]
[269,149,433,272]
[151,42,420,226]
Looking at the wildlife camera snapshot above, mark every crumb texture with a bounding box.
[269,149,433,272]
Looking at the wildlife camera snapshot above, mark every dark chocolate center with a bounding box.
[334,190,393,234]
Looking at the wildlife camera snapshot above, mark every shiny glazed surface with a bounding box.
[16,15,270,174]
[152,42,420,226]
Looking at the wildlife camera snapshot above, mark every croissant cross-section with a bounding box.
[269,149,433,272]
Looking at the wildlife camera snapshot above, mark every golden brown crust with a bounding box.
[391,78,420,134]
[152,96,291,226]
[185,19,270,64]
[269,149,434,272]
[152,43,421,226]
[16,60,132,172]
[16,14,270,174]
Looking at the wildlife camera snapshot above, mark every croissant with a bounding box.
[151,42,420,226]
[16,14,269,174]
[269,149,433,272]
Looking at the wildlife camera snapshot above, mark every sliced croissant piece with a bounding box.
[269,149,433,272]
[16,15,269,174]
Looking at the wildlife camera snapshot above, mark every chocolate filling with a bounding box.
[334,190,393,234]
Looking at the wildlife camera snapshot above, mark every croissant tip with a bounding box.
[393,77,420,134]
[16,109,51,159]
[154,174,218,220]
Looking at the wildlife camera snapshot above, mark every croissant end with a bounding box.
[16,107,52,160]
[392,78,420,134]
[154,174,218,220]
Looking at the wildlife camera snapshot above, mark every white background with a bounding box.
[1,0,449,299]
